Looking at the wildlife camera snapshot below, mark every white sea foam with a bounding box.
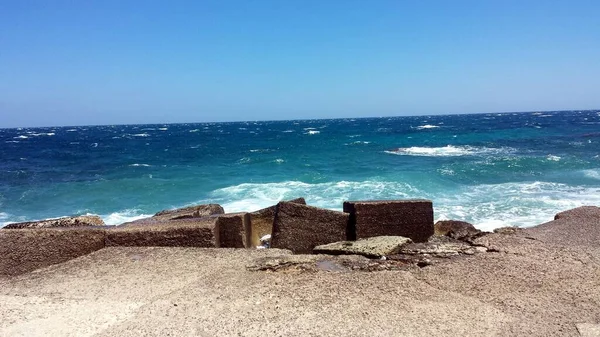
[159,128,168,131]
[5,140,19,143]
[385,145,513,157]
[102,209,152,226]
[273,159,284,164]
[583,169,600,180]
[189,129,200,132]
[66,129,77,132]
[204,180,600,231]
[415,124,440,130]
[282,130,294,133]
[130,163,151,167]
[14,135,28,139]
[306,130,320,135]
[546,155,561,161]
[132,133,150,137]
[29,132,55,136]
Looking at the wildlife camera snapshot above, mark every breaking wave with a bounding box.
[205,180,600,231]
[385,145,514,157]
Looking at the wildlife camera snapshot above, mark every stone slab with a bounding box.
[153,203,224,220]
[0,227,106,276]
[344,199,434,242]
[247,197,306,247]
[3,215,105,229]
[271,201,348,254]
[106,218,219,248]
[314,236,413,258]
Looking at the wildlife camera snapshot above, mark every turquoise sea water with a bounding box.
[1,110,600,230]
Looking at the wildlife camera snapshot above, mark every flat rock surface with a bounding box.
[3,215,105,229]
[2,227,600,336]
[313,236,413,257]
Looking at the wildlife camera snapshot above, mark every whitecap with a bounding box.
[91,143,98,147]
[66,129,77,132]
[306,130,320,135]
[102,209,152,226]
[583,169,600,180]
[189,129,200,133]
[132,133,150,137]
[385,145,514,157]
[546,155,561,161]
[159,128,168,131]
[5,140,19,143]
[14,135,28,139]
[415,124,439,130]
[282,130,294,133]
[129,163,151,167]
[273,159,284,164]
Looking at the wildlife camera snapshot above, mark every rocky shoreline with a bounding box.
[1,200,600,336]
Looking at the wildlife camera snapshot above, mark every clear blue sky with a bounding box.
[1,0,599,127]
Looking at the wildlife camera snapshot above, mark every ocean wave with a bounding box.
[415,124,439,130]
[306,130,320,135]
[583,169,600,180]
[132,133,150,137]
[28,132,55,136]
[205,180,600,231]
[385,145,514,157]
[102,209,152,226]
[159,128,168,131]
[5,140,19,143]
[14,135,28,139]
[129,163,151,167]
[546,155,561,161]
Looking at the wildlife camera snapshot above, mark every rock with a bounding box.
[314,236,413,258]
[153,204,224,220]
[0,227,106,276]
[434,220,481,240]
[246,197,306,248]
[246,254,410,272]
[524,207,600,249]
[554,206,600,220]
[106,217,220,247]
[212,213,247,248]
[3,215,105,229]
[493,226,522,235]
[397,237,482,258]
[576,323,600,337]
[343,199,434,242]
[271,202,348,254]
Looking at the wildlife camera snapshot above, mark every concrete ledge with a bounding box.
[0,227,106,276]
[106,218,220,248]
[271,202,348,254]
[344,199,434,242]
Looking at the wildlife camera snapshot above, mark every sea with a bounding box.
[1,110,600,231]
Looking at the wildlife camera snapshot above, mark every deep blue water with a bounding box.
[1,110,599,230]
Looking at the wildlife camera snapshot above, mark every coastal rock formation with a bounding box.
[106,217,220,247]
[344,199,434,242]
[434,220,481,240]
[313,236,413,258]
[271,201,348,254]
[246,197,306,247]
[525,205,600,249]
[0,227,106,276]
[3,215,105,229]
[553,205,600,220]
[153,203,224,220]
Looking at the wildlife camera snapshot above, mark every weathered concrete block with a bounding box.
[213,213,247,248]
[153,203,224,220]
[344,199,434,242]
[247,198,306,247]
[106,218,219,247]
[3,215,105,229]
[0,227,106,276]
[271,202,348,254]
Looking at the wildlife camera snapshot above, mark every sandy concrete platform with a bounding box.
[1,227,599,337]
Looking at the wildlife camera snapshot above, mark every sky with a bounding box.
[1,0,599,127]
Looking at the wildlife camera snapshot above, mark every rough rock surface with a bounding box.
[212,213,247,248]
[153,203,224,220]
[271,201,348,254]
[246,197,305,247]
[313,236,413,258]
[3,215,105,229]
[554,206,600,220]
[344,199,434,242]
[0,227,106,276]
[106,218,219,247]
[434,220,481,240]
